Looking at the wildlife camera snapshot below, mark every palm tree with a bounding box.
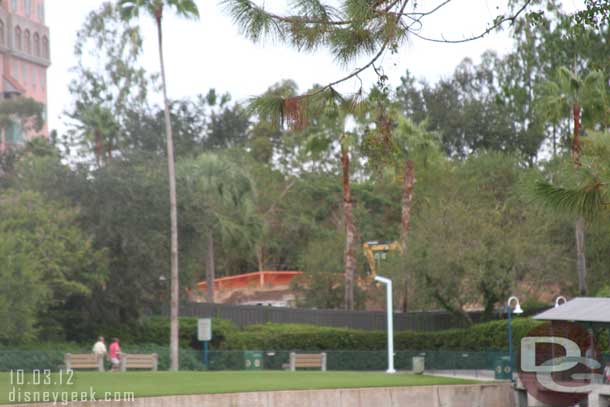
[340,135,357,310]
[178,153,259,304]
[535,67,607,295]
[71,104,118,167]
[118,0,199,371]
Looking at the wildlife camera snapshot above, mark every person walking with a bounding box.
[92,336,107,371]
[108,338,122,372]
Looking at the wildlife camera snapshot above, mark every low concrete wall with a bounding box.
[6,383,514,407]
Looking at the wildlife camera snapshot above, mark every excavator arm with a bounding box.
[362,240,402,279]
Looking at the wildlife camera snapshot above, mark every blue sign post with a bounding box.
[198,318,212,369]
[201,340,209,367]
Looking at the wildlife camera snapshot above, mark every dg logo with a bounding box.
[518,321,602,407]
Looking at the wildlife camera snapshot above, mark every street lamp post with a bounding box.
[375,275,396,374]
[506,296,523,382]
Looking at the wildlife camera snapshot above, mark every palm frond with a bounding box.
[167,0,200,19]
[117,0,142,21]
[531,180,607,221]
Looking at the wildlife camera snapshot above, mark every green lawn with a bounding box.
[1,371,478,404]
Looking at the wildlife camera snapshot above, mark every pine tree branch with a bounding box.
[306,0,411,98]
[407,0,533,44]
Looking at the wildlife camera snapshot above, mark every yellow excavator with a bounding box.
[362,240,402,279]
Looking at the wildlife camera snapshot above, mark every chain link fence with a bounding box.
[5,348,608,375]
[0,349,513,373]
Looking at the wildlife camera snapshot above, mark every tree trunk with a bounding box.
[400,160,415,312]
[425,275,473,327]
[94,128,102,167]
[552,125,557,158]
[206,228,215,303]
[571,104,588,295]
[256,245,264,272]
[571,103,581,165]
[575,217,587,295]
[156,16,180,372]
[341,142,356,310]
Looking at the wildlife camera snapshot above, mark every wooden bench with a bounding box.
[64,353,104,371]
[289,352,327,371]
[120,353,158,372]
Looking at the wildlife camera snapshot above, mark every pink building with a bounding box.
[0,0,50,152]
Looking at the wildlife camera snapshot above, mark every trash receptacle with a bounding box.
[494,356,511,380]
[412,356,425,374]
[244,351,263,370]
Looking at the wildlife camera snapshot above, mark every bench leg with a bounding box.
[321,353,327,372]
[120,355,126,372]
[152,354,158,372]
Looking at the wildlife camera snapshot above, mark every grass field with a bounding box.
[1,371,478,404]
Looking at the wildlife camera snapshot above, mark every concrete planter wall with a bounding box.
[6,383,515,407]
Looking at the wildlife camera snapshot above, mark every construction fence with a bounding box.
[176,302,547,332]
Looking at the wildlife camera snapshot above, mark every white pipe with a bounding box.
[374,275,396,374]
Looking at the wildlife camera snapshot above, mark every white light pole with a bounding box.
[506,296,523,382]
[375,275,396,374]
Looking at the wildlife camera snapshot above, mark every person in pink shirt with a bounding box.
[108,338,121,372]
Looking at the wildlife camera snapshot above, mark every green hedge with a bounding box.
[221,318,543,351]
[5,316,593,354]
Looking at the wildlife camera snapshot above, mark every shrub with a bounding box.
[221,318,543,351]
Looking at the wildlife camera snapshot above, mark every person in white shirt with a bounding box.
[92,336,107,359]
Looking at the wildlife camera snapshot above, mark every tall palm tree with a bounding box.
[118,0,199,371]
[340,135,357,310]
[536,67,607,295]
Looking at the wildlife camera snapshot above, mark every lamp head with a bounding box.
[554,296,567,308]
[507,296,523,314]
[513,303,524,314]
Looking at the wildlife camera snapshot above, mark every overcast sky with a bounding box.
[46,0,583,134]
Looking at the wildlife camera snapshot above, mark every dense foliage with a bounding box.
[0,1,608,344]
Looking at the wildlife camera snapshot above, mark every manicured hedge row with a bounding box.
[221,318,543,351]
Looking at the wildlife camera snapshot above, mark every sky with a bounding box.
[46,0,584,134]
